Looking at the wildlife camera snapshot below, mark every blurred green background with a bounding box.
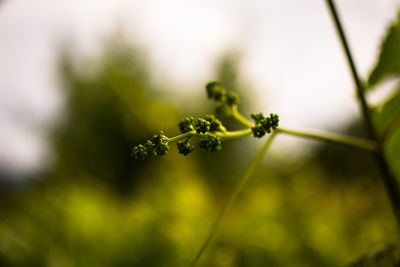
[0,33,398,267]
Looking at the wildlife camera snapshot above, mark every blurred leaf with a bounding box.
[386,126,400,178]
[373,88,400,177]
[374,89,400,133]
[368,13,400,88]
[347,245,400,267]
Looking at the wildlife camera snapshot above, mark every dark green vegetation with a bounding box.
[1,2,400,267]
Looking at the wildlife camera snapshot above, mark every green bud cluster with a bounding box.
[194,115,223,134]
[205,115,223,131]
[206,81,225,101]
[251,113,279,138]
[178,117,194,133]
[198,133,222,152]
[131,131,169,160]
[226,92,240,106]
[131,144,149,160]
[181,115,224,155]
[152,131,169,155]
[177,140,194,156]
[132,81,279,160]
[205,81,240,117]
[194,118,211,133]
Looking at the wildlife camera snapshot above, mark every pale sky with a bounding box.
[0,0,399,175]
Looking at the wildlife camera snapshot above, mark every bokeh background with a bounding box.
[1,0,400,266]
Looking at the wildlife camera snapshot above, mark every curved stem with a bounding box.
[217,129,252,139]
[167,131,196,143]
[190,132,277,267]
[232,106,253,128]
[326,0,400,229]
[276,127,377,151]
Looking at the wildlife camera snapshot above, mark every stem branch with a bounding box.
[190,132,277,266]
[232,106,253,128]
[167,131,196,143]
[217,129,252,139]
[167,126,377,152]
[276,127,377,151]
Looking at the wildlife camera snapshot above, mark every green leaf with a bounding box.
[368,13,400,88]
[347,245,400,267]
[374,89,400,133]
[386,125,400,178]
[374,88,400,177]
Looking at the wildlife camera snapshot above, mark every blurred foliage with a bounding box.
[0,30,399,267]
[310,120,380,181]
[366,9,400,180]
[343,11,400,266]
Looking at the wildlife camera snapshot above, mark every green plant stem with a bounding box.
[228,107,377,151]
[276,127,377,151]
[167,127,375,151]
[167,132,196,143]
[325,0,374,134]
[217,129,252,139]
[326,0,400,229]
[190,132,277,267]
[167,130,253,145]
[232,106,253,128]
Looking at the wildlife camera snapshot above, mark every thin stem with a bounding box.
[231,105,377,151]
[230,105,377,151]
[167,131,196,143]
[232,106,253,128]
[167,126,378,152]
[217,129,252,139]
[190,132,277,267]
[276,127,377,151]
[325,0,375,136]
[168,129,252,144]
[326,0,400,229]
